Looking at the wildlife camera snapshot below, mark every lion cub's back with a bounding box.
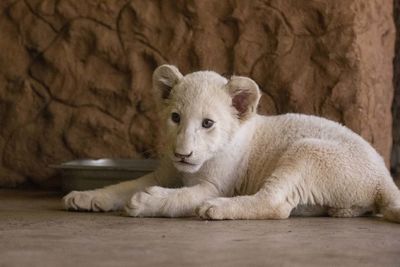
[256,113,371,148]
[249,113,386,176]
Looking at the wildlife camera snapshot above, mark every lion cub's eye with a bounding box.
[202,118,214,129]
[171,112,180,124]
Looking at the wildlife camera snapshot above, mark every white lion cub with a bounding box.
[64,65,400,222]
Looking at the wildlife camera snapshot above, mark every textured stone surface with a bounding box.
[0,0,396,187]
[392,0,400,179]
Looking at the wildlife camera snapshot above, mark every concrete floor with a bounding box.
[1,190,400,267]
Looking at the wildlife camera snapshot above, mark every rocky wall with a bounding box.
[393,0,400,179]
[0,0,395,187]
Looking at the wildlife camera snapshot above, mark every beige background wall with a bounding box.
[0,0,396,187]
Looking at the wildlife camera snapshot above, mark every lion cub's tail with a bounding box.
[379,179,400,223]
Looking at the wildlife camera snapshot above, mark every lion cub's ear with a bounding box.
[226,76,261,120]
[152,65,183,100]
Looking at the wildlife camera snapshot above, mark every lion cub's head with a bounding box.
[153,65,261,173]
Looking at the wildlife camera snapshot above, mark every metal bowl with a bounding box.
[51,159,159,192]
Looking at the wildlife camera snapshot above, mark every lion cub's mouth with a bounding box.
[175,160,196,166]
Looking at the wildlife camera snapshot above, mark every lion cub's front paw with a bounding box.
[125,191,153,217]
[196,198,231,220]
[63,190,114,212]
[124,186,172,217]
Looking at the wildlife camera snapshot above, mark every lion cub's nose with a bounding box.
[174,151,193,159]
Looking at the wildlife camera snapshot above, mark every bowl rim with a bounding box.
[49,158,159,171]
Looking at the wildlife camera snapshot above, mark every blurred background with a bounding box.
[0,0,399,188]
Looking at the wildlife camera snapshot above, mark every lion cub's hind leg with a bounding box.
[197,158,304,220]
[197,140,326,220]
[198,137,366,220]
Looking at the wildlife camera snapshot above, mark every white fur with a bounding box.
[63,65,400,223]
